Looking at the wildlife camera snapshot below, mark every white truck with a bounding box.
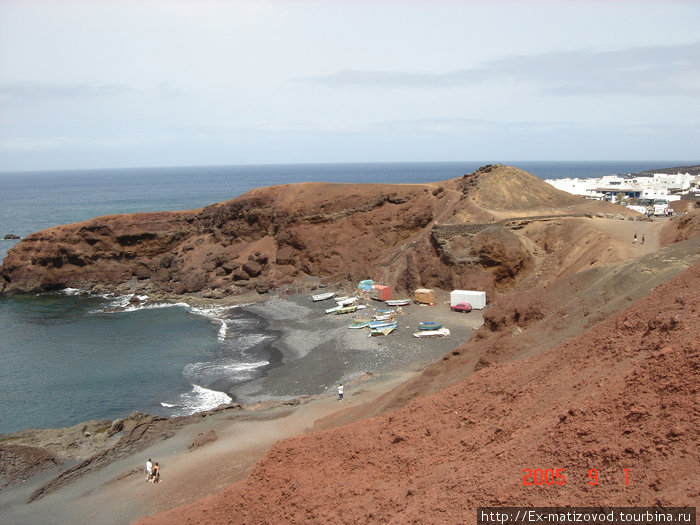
[450,290,487,310]
[653,200,669,216]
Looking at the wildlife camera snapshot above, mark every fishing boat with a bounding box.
[368,319,397,329]
[373,313,394,321]
[335,305,358,314]
[312,291,336,302]
[376,308,396,314]
[336,296,359,306]
[413,328,450,338]
[418,321,443,330]
[348,318,371,329]
[370,322,397,336]
[325,305,342,314]
[385,299,410,306]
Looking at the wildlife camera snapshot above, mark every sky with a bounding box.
[0,0,698,172]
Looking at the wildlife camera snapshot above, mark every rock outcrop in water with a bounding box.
[0,165,641,298]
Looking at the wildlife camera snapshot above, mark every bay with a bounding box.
[0,160,688,433]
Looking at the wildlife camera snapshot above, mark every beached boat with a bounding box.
[368,319,397,329]
[376,308,396,314]
[418,321,443,330]
[335,305,358,314]
[325,305,342,314]
[336,296,359,306]
[312,291,336,302]
[413,328,450,338]
[373,313,394,321]
[385,299,410,306]
[371,322,397,336]
[348,319,371,329]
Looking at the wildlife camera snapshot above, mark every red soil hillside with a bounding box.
[1,165,643,300]
[137,252,700,525]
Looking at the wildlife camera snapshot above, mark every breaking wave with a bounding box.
[183,359,269,385]
[160,384,232,416]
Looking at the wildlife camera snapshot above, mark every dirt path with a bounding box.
[589,215,667,256]
[0,373,417,525]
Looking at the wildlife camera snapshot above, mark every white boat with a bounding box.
[336,296,359,306]
[413,328,450,338]
[326,304,365,314]
[385,299,411,306]
[312,292,336,302]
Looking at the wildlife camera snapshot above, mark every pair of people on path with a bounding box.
[145,458,161,484]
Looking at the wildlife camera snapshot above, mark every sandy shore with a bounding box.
[0,292,482,525]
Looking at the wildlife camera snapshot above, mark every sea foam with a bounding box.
[162,384,233,416]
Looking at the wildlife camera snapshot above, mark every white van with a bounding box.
[653,201,669,216]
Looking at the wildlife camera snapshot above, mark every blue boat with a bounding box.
[370,321,398,336]
[368,320,397,329]
[419,321,443,330]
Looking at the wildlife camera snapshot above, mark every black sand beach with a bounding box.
[0,292,483,525]
[233,292,483,404]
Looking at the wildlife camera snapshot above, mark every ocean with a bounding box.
[0,160,689,433]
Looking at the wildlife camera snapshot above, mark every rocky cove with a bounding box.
[1,165,699,524]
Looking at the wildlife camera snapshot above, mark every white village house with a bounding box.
[545,171,699,211]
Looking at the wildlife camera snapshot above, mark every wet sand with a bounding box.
[0,292,482,525]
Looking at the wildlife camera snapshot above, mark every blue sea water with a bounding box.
[0,161,691,433]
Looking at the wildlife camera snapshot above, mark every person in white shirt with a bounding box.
[145,458,153,482]
[338,384,343,401]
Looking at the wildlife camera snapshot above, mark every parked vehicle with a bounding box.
[450,302,472,313]
[653,200,669,216]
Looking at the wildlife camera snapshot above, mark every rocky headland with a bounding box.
[0,165,646,300]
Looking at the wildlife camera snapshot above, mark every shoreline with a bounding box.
[0,291,483,525]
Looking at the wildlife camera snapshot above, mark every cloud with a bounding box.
[303,41,700,97]
[0,82,134,105]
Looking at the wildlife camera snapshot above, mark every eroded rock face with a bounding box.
[0,166,638,298]
[0,444,59,489]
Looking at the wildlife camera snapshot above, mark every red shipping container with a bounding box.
[372,284,391,301]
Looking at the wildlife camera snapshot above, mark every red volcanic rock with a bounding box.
[137,257,700,525]
[0,166,639,297]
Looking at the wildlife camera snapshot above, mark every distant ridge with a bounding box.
[628,164,700,177]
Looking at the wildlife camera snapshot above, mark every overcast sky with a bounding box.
[1,0,698,171]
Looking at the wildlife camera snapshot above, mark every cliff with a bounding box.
[0,165,641,298]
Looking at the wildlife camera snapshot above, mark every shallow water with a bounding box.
[0,293,276,433]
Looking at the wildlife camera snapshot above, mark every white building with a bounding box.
[545,172,699,203]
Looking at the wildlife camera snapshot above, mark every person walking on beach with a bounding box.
[338,383,343,401]
[633,233,637,243]
[641,234,645,245]
[145,458,153,482]
[150,462,160,484]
